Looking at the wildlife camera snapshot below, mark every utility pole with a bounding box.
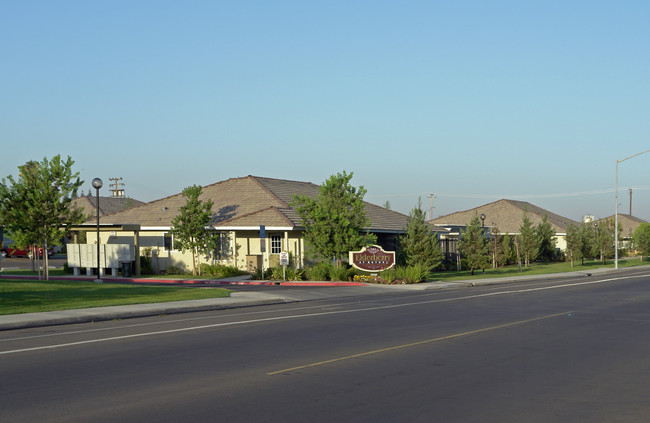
[427,193,436,221]
[109,177,125,198]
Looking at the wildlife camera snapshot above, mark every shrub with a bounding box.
[268,266,305,281]
[140,248,153,275]
[328,264,349,281]
[379,265,430,284]
[286,267,305,281]
[166,265,185,275]
[200,263,244,278]
[305,262,329,281]
[380,268,397,284]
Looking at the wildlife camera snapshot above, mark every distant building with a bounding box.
[430,199,579,253]
[595,214,647,250]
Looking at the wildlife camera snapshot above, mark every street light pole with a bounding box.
[615,150,650,269]
[92,178,103,282]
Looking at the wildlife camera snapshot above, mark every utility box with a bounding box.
[246,255,262,273]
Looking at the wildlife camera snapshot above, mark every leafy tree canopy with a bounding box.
[634,222,650,257]
[0,155,85,279]
[170,185,216,275]
[291,171,375,266]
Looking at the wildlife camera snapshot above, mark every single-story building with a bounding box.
[74,175,444,275]
[429,199,579,252]
[595,214,647,251]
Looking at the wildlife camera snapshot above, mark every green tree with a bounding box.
[291,171,376,267]
[595,218,618,264]
[400,199,443,270]
[580,222,598,264]
[489,225,504,268]
[565,223,580,267]
[633,222,650,259]
[459,214,490,275]
[0,156,84,280]
[519,210,538,267]
[535,214,557,262]
[500,233,516,266]
[169,185,216,276]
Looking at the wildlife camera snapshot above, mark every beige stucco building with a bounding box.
[76,176,419,276]
[430,199,579,252]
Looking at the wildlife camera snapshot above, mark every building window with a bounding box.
[271,234,282,254]
[163,233,179,251]
[213,232,231,260]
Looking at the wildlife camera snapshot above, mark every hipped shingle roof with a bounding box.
[94,175,414,233]
[430,199,579,234]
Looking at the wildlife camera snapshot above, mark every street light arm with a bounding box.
[617,149,650,164]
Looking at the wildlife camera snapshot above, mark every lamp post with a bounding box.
[615,150,650,269]
[92,178,103,282]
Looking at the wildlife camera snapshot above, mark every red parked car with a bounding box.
[1,246,54,258]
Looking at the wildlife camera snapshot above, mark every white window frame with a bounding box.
[270,234,282,254]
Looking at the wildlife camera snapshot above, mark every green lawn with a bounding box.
[429,257,650,282]
[0,280,231,315]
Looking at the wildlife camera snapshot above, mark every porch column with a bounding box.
[134,230,141,276]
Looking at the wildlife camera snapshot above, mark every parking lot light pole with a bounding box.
[92,178,103,282]
[615,150,650,269]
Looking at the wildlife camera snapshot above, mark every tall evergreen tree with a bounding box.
[578,222,597,265]
[0,156,84,280]
[292,171,375,267]
[518,210,538,267]
[400,199,443,270]
[535,214,557,262]
[459,214,490,275]
[500,233,516,266]
[565,223,580,267]
[489,225,502,268]
[170,185,215,275]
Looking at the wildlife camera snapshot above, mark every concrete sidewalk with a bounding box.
[0,291,294,331]
[0,267,620,331]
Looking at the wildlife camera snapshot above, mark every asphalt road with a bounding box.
[2,268,650,422]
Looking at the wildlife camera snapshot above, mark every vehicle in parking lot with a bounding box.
[1,246,54,258]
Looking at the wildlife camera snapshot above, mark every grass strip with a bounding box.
[0,280,231,315]
[428,257,650,282]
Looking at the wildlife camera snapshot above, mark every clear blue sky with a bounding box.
[2,1,649,222]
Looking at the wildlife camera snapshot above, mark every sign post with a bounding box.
[279,251,289,281]
[260,225,266,279]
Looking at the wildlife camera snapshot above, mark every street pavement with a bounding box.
[0,268,617,331]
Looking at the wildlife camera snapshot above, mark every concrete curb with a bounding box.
[0,266,636,331]
[0,292,292,331]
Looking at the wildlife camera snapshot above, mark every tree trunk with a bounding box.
[515,237,522,272]
[43,237,50,281]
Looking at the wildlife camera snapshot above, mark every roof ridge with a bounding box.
[251,175,319,186]
[216,205,294,227]
[249,176,288,207]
